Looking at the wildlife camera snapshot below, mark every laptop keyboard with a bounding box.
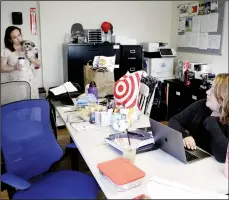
[185,151,198,162]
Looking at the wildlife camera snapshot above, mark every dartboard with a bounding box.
[114,71,143,108]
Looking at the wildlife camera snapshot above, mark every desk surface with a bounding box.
[55,105,228,199]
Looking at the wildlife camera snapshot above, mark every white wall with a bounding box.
[1,1,43,87]
[170,1,228,74]
[39,1,173,90]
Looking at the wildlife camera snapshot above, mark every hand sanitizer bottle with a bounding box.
[89,107,95,124]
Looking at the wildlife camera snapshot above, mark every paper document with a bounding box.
[178,18,186,33]
[200,15,210,33]
[200,13,219,33]
[199,33,209,49]
[208,13,219,32]
[208,35,221,49]
[147,176,228,199]
[192,16,201,32]
[50,82,78,96]
[177,34,186,47]
[185,32,199,48]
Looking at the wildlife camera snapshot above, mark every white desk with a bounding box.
[55,105,228,199]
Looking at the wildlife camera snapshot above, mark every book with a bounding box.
[104,128,155,152]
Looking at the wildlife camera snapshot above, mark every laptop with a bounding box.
[149,119,211,164]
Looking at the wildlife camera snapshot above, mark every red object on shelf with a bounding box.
[101,21,111,33]
[35,66,40,69]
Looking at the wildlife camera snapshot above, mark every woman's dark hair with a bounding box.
[4,26,22,52]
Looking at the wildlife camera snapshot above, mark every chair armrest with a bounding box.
[1,173,31,190]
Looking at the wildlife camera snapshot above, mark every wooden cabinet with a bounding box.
[164,79,208,120]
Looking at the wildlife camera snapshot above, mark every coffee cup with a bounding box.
[122,145,137,164]
[18,57,25,65]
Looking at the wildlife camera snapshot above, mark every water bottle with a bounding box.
[88,81,98,100]
[89,107,95,124]
[224,143,229,178]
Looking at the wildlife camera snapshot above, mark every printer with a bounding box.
[189,62,212,79]
[142,42,176,80]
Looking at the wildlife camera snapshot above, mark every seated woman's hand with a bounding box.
[183,136,196,150]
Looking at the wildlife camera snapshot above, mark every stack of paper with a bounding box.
[50,82,78,96]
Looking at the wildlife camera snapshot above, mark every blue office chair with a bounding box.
[48,98,79,170]
[1,99,99,199]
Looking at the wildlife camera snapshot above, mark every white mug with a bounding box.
[18,57,25,65]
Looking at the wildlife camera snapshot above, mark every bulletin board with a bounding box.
[176,1,225,55]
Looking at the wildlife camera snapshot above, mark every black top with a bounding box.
[168,99,229,163]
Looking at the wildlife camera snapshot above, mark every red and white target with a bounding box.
[114,71,143,108]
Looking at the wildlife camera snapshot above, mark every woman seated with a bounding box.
[168,73,229,163]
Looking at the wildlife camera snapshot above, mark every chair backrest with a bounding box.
[138,83,149,115]
[1,81,31,106]
[145,82,159,117]
[1,99,63,180]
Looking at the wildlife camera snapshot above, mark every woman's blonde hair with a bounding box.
[213,73,229,124]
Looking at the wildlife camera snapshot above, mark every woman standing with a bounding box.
[1,26,40,98]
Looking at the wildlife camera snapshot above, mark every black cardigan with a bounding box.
[168,99,229,163]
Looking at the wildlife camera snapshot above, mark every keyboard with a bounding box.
[185,151,199,162]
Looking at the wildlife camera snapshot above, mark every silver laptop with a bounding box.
[149,119,211,164]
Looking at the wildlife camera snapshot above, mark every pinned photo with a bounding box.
[185,17,193,32]
[180,4,189,18]
[211,1,218,13]
[198,1,205,15]
[188,2,199,16]
[204,1,211,15]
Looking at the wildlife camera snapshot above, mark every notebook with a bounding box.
[97,157,146,186]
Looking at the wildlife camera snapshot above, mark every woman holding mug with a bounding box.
[1,26,40,98]
[168,73,229,163]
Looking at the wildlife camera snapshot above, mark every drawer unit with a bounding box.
[120,45,143,74]
[165,79,207,120]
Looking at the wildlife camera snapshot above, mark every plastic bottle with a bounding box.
[88,81,98,100]
[85,84,90,94]
[89,107,95,124]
